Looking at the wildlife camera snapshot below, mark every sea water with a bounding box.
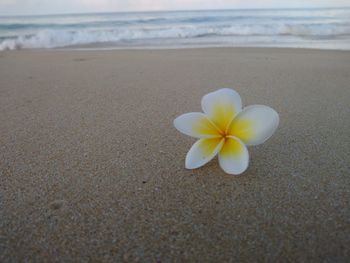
[1,8,350,50]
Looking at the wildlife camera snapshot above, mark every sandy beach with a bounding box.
[1,47,349,262]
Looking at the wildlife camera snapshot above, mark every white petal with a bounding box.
[201,88,242,132]
[218,136,249,175]
[174,112,221,138]
[185,138,225,169]
[228,105,279,146]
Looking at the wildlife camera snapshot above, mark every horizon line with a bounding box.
[1,6,349,18]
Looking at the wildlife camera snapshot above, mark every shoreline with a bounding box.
[2,42,350,52]
[63,45,350,52]
[2,45,350,54]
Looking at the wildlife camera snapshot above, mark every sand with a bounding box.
[1,48,349,262]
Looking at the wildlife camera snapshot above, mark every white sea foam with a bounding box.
[1,8,350,50]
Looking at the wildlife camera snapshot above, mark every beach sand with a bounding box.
[1,48,349,262]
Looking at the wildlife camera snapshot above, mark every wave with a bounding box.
[0,15,340,31]
[1,22,350,50]
[0,18,168,30]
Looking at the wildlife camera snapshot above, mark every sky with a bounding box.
[0,0,349,16]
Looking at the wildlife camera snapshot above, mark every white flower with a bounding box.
[174,88,279,175]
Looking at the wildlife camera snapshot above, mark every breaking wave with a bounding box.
[1,8,350,50]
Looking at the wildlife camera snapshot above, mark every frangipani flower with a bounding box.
[173,88,279,175]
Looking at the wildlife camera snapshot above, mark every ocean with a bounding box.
[1,8,350,50]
